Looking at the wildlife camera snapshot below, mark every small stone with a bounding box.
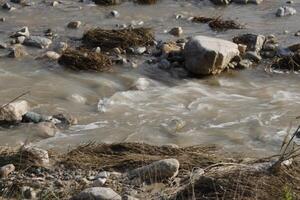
[0,164,15,178]
[295,31,300,37]
[51,1,59,6]
[92,178,107,186]
[134,46,146,54]
[0,17,5,22]
[244,51,262,62]
[127,159,180,183]
[276,6,296,17]
[95,47,101,53]
[22,112,49,123]
[95,171,110,179]
[67,21,82,29]
[22,186,37,199]
[132,78,150,91]
[110,10,119,17]
[45,51,61,60]
[238,44,247,54]
[237,59,253,69]
[73,187,121,200]
[169,27,183,37]
[35,122,57,138]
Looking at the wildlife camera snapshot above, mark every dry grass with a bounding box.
[82,27,155,51]
[136,0,158,4]
[192,16,244,31]
[58,48,112,71]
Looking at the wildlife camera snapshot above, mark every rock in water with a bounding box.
[72,187,121,200]
[210,0,231,5]
[184,36,239,75]
[0,100,30,122]
[0,164,15,178]
[24,36,52,49]
[127,159,179,183]
[276,6,296,17]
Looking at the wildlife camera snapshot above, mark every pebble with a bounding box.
[295,31,300,36]
[110,10,120,17]
[169,27,183,37]
[46,51,61,60]
[0,164,15,178]
[67,21,82,29]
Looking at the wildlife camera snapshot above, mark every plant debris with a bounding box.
[93,0,121,6]
[82,27,155,51]
[136,0,158,4]
[271,52,300,71]
[192,16,244,31]
[58,49,112,72]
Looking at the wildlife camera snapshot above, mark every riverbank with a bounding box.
[0,142,299,199]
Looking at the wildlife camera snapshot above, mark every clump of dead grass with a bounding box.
[192,16,244,31]
[82,27,155,51]
[58,49,112,71]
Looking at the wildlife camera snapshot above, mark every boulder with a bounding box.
[276,6,296,17]
[184,36,239,75]
[0,100,30,122]
[72,187,121,200]
[127,158,179,183]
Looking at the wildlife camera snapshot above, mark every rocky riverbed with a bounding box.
[1,0,300,199]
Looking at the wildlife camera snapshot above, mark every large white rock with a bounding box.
[73,187,121,200]
[184,36,240,75]
[127,158,179,183]
[0,100,30,122]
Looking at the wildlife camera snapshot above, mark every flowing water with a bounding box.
[0,0,300,155]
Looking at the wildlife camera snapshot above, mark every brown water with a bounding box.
[0,0,300,155]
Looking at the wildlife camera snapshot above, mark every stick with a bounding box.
[0,91,30,109]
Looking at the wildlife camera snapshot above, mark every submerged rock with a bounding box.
[184,36,239,75]
[127,158,179,183]
[0,100,30,122]
[72,187,121,200]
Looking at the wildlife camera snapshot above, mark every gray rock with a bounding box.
[233,34,265,52]
[276,6,296,17]
[127,158,179,183]
[237,59,253,69]
[0,164,15,178]
[233,0,247,4]
[73,187,121,200]
[184,36,239,75]
[0,41,7,49]
[45,51,61,60]
[169,27,183,37]
[24,36,52,49]
[67,21,82,29]
[22,112,49,123]
[244,51,262,62]
[0,100,30,122]
[110,10,119,17]
[248,0,263,4]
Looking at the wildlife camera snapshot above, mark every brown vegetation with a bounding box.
[82,27,155,51]
[58,49,112,72]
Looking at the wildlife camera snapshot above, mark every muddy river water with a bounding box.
[0,0,300,156]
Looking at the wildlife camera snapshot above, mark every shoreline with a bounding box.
[0,142,299,199]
